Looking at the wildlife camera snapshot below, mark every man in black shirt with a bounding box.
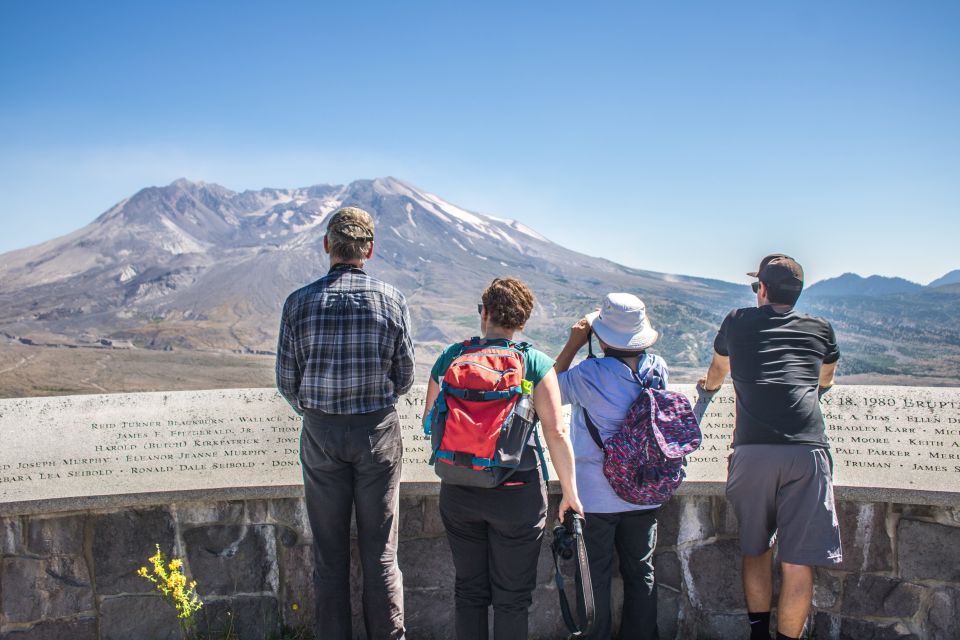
[699,254,840,640]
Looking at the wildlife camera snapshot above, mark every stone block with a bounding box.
[422,496,446,537]
[688,611,745,639]
[276,525,299,548]
[0,616,97,640]
[398,494,425,540]
[841,574,924,618]
[25,514,85,557]
[936,505,960,527]
[92,507,176,594]
[398,537,454,589]
[654,550,681,591]
[1,516,23,556]
[657,585,680,640]
[404,588,455,639]
[812,568,842,609]
[676,497,716,546]
[278,543,315,632]
[174,500,244,526]
[814,615,919,640]
[183,524,276,595]
[836,501,892,573]
[684,538,743,611]
[99,594,181,640]
[1,556,93,623]
[926,586,960,640]
[812,612,841,640]
[244,499,270,523]
[657,498,682,547]
[715,496,739,536]
[897,519,960,582]
[196,595,281,640]
[268,497,312,543]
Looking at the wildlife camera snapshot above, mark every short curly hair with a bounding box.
[481,277,535,331]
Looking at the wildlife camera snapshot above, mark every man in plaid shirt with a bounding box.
[277,206,414,640]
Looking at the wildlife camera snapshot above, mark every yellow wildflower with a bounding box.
[138,544,203,634]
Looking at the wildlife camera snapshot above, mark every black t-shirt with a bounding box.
[714,305,840,448]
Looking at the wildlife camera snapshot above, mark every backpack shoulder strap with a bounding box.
[582,409,605,450]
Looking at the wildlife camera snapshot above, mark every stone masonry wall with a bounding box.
[1,492,958,639]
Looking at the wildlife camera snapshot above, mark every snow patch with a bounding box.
[422,192,487,226]
[158,217,205,254]
[118,265,137,283]
[405,203,417,227]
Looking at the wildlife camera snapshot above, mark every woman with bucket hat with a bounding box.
[554,293,668,640]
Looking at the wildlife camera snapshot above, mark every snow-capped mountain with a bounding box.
[0,177,748,363]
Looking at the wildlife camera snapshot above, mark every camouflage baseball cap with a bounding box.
[327,207,374,241]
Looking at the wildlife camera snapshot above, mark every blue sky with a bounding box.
[1,1,957,285]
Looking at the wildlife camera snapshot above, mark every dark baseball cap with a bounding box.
[757,256,804,290]
[747,253,793,278]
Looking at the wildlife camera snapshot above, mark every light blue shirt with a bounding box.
[557,354,669,514]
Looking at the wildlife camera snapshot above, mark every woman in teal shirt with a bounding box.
[423,277,583,640]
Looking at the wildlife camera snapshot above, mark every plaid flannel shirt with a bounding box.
[276,264,415,415]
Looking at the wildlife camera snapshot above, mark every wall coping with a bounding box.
[3,480,958,517]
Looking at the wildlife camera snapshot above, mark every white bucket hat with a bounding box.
[585,293,659,351]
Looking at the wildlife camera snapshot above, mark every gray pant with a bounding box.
[300,406,405,640]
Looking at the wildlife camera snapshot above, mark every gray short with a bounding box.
[726,444,842,566]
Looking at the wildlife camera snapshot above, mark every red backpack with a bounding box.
[424,338,547,487]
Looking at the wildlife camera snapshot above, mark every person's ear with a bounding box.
[758,281,769,302]
[365,240,374,260]
[323,235,330,255]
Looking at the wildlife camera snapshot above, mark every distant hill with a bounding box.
[928,269,960,289]
[806,273,923,298]
[798,283,960,380]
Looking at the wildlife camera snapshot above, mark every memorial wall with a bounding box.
[1,385,959,639]
[1,384,958,513]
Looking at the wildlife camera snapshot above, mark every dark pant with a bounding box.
[439,479,547,640]
[300,406,405,640]
[577,509,659,640]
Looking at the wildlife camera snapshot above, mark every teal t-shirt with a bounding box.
[430,339,556,386]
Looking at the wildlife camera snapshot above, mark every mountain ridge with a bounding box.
[1,177,958,383]
[0,177,748,368]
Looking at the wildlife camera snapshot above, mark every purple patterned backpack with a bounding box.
[584,387,702,505]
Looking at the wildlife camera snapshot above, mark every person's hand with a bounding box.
[567,318,591,348]
[559,493,585,519]
[697,377,720,393]
[818,385,833,400]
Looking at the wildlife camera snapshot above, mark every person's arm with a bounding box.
[698,352,730,393]
[819,360,837,391]
[819,322,840,397]
[391,301,416,396]
[275,311,303,415]
[554,318,590,373]
[422,378,441,430]
[533,369,584,517]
